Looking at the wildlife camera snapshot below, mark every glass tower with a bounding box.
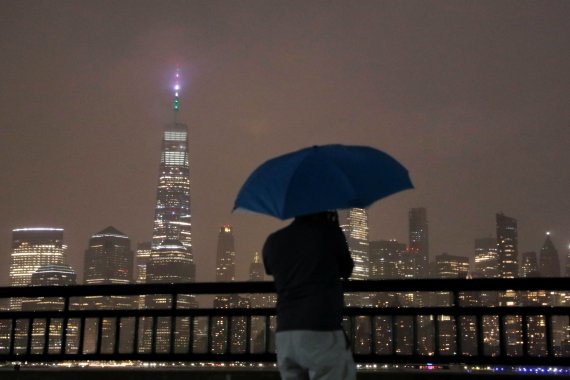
[151,70,193,255]
[148,69,196,290]
[409,207,429,278]
[340,208,369,280]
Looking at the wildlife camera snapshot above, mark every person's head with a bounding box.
[296,211,339,225]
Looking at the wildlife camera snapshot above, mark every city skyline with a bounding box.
[1,1,569,285]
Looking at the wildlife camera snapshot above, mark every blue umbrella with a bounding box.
[233,144,413,220]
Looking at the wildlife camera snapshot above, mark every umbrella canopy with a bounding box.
[233,144,413,220]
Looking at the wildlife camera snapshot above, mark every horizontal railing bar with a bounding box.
[1,278,569,298]
[1,306,568,320]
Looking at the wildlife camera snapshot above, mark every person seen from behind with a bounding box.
[262,211,356,380]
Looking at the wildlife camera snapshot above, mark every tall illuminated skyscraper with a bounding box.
[147,69,196,295]
[213,224,237,308]
[496,213,518,279]
[215,225,236,282]
[151,68,193,254]
[340,208,369,280]
[143,70,197,352]
[9,228,66,310]
[496,213,521,355]
[409,208,429,278]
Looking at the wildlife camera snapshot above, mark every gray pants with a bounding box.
[276,330,357,380]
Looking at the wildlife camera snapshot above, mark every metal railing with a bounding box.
[0,278,568,366]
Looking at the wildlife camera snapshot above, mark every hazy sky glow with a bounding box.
[1,0,569,285]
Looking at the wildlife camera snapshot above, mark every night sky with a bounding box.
[1,1,569,285]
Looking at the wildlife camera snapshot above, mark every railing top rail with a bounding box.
[0,278,568,298]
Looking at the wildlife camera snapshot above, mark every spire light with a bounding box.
[173,67,181,113]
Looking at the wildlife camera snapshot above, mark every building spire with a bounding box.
[173,67,181,120]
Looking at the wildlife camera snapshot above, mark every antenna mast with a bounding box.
[173,67,181,122]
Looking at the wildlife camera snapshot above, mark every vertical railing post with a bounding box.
[453,291,462,356]
[434,315,440,356]
[133,315,140,354]
[476,315,485,357]
[151,316,158,354]
[370,316,376,355]
[226,316,233,354]
[245,315,252,354]
[78,317,86,354]
[26,318,33,355]
[545,314,553,357]
[96,317,103,355]
[170,294,178,354]
[9,319,16,356]
[412,315,418,356]
[264,315,271,354]
[114,317,122,355]
[188,315,194,354]
[521,314,528,357]
[499,315,507,357]
[61,295,70,355]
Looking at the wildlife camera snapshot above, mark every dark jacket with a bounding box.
[262,217,353,331]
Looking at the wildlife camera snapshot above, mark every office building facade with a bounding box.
[409,207,429,278]
[9,227,66,310]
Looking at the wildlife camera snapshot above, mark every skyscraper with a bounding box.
[496,213,518,279]
[474,237,499,279]
[369,239,406,280]
[340,208,369,280]
[9,227,66,310]
[135,242,152,283]
[215,225,236,282]
[151,69,193,255]
[520,252,540,278]
[433,253,471,354]
[146,240,196,295]
[146,69,197,306]
[83,227,135,354]
[9,228,66,287]
[249,251,264,282]
[141,71,197,352]
[145,239,196,352]
[409,208,429,278]
[84,226,134,286]
[540,232,560,277]
[496,213,521,355]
